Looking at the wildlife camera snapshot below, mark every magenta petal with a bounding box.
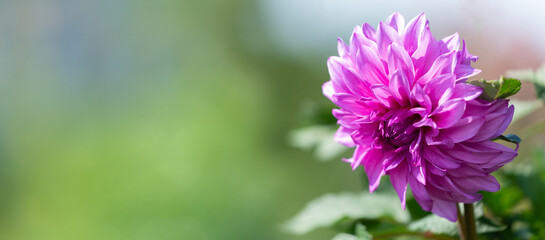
[447,164,486,178]
[386,12,405,33]
[387,43,415,81]
[333,93,367,113]
[418,51,457,85]
[389,69,411,105]
[446,142,502,164]
[424,73,455,107]
[322,81,335,101]
[371,84,398,109]
[402,13,428,55]
[451,83,483,101]
[409,176,432,211]
[455,65,481,82]
[377,22,402,59]
[493,104,514,137]
[431,199,458,222]
[350,25,376,56]
[431,99,466,129]
[390,161,409,209]
[469,110,511,142]
[337,37,349,58]
[361,23,376,40]
[332,109,362,129]
[335,126,356,147]
[327,57,352,94]
[356,46,388,85]
[410,84,432,112]
[440,117,484,143]
[440,33,460,53]
[361,148,386,192]
[452,175,500,192]
[423,146,461,169]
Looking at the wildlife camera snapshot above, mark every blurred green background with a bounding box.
[0,0,543,239]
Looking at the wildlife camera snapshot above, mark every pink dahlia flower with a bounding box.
[323,13,518,221]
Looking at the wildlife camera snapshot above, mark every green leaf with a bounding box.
[283,192,409,235]
[467,77,521,101]
[331,233,361,240]
[494,134,522,144]
[329,224,373,240]
[408,203,505,236]
[407,214,458,236]
[288,125,347,161]
[355,223,373,240]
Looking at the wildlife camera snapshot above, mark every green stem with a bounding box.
[457,204,466,240]
[464,203,478,240]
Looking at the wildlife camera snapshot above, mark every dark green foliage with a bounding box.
[468,77,522,101]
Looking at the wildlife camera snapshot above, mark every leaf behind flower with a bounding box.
[468,77,521,101]
[283,192,409,235]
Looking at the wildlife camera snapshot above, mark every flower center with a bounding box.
[378,112,419,148]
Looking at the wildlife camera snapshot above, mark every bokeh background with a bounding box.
[0,0,544,239]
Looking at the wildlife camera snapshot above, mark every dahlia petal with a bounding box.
[418,51,457,85]
[423,146,461,169]
[424,73,455,107]
[454,65,481,82]
[493,104,514,137]
[334,126,356,147]
[384,151,405,171]
[360,148,386,192]
[333,93,367,113]
[440,116,484,143]
[469,107,513,142]
[351,122,380,144]
[451,83,483,101]
[361,23,376,40]
[377,22,401,59]
[440,33,460,53]
[386,12,405,33]
[431,199,458,222]
[356,46,388,85]
[425,134,454,148]
[452,175,500,192]
[457,40,478,64]
[427,161,447,176]
[322,81,335,101]
[349,145,365,169]
[340,64,373,97]
[387,43,415,82]
[410,84,432,112]
[479,141,517,169]
[337,37,349,58]
[428,174,481,202]
[411,26,436,61]
[409,176,432,211]
[389,69,411,105]
[431,99,466,129]
[402,13,428,55]
[371,84,398,109]
[411,164,426,185]
[447,164,487,178]
[447,142,502,164]
[327,57,352,94]
[350,26,377,57]
[390,161,409,209]
[332,109,362,129]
